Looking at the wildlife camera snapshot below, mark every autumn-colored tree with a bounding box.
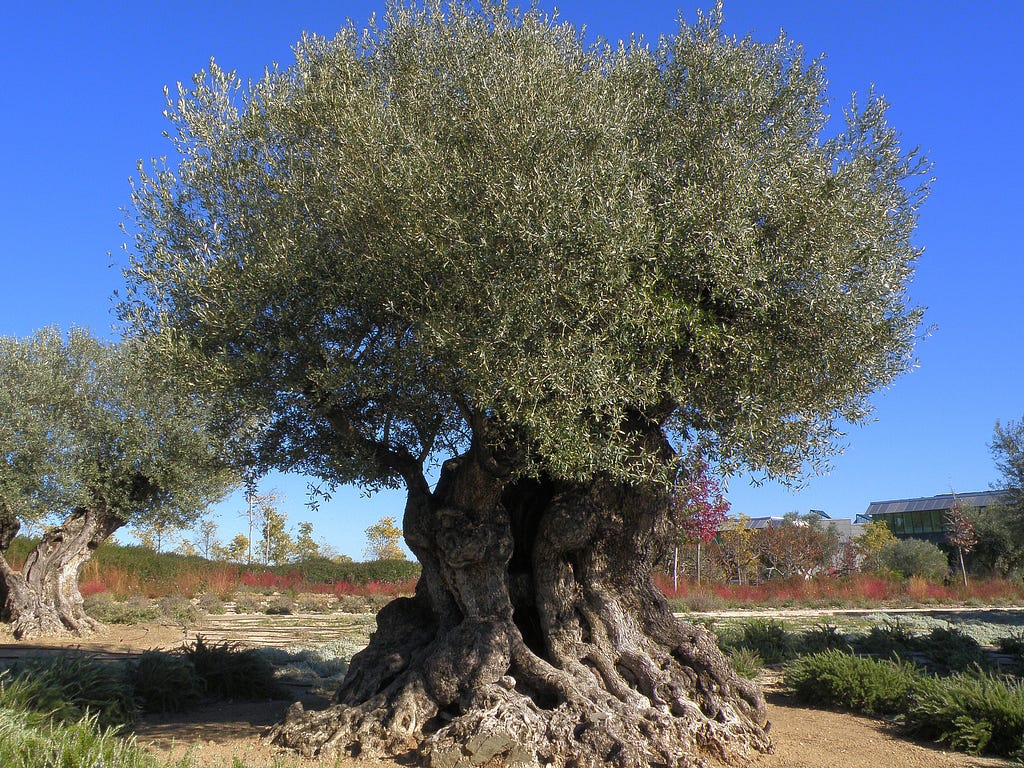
[711,514,758,585]
[217,533,250,564]
[753,513,840,580]
[364,517,405,561]
[671,452,729,586]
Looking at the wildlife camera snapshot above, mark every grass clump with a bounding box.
[7,655,138,728]
[727,647,763,679]
[785,650,921,715]
[736,619,800,665]
[903,670,1024,758]
[132,651,205,713]
[0,708,161,768]
[180,635,284,700]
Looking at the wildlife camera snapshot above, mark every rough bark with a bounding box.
[0,505,122,639]
[270,435,770,768]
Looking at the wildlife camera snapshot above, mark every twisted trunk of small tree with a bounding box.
[0,505,122,639]
[270,434,769,767]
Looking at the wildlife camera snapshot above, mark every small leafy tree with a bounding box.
[259,508,295,566]
[193,518,220,560]
[217,533,250,564]
[364,517,405,561]
[671,452,729,586]
[294,521,322,562]
[945,499,978,587]
[854,520,897,571]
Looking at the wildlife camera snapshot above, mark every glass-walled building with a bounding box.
[856,491,1010,544]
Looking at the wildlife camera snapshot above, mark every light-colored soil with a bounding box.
[0,614,1017,768]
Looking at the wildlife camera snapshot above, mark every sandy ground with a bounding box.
[0,619,1016,768]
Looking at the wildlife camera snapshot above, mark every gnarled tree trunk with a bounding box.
[0,505,122,638]
[270,437,770,768]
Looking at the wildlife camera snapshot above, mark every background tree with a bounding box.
[853,520,897,572]
[0,328,232,637]
[670,451,729,587]
[945,498,977,587]
[216,533,251,564]
[364,517,406,561]
[193,518,221,560]
[293,521,322,562]
[989,418,1024,566]
[258,508,295,566]
[123,3,928,765]
[710,514,758,585]
[753,513,840,580]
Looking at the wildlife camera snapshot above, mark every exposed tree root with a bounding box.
[269,448,770,768]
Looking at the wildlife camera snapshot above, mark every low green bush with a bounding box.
[132,652,205,713]
[903,671,1024,758]
[785,650,921,715]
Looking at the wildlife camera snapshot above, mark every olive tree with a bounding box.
[123,3,928,765]
[0,328,233,638]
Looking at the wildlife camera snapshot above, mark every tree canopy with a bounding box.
[0,327,232,534]
[123,1,929,494]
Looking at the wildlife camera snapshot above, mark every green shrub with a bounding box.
[264,596,294,615]
[850,618,917,659]
[878,539,949,581]
[785,650,922,715]
[133,651,205,713]
[179,636,283,700]
[903,671,1024,758]
[918,627,990,674]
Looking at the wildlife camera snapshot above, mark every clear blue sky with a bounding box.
[2,1,1021,558]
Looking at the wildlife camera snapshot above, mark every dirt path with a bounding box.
[0,614,1016,768]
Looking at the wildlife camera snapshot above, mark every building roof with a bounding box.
[860,491,1010,519]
